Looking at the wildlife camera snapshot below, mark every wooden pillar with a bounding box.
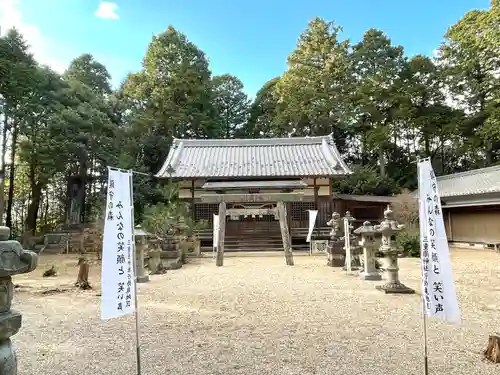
[447,210,453,241]
[215,202,226,267]
[277,201,294,266]
[286,202,292,238]
[191,180,195,221]
[313,178,318,210]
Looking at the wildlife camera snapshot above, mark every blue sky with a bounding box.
[0,0,491,97]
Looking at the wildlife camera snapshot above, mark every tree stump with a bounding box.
[484,335,500,363]
[75,255,92,290]
[42,265,57,277]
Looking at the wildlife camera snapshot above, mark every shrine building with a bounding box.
[155,135,390,252]
[438,165,500,249]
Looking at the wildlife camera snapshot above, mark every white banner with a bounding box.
[101,168,136,320]
[418,159,460,324]
[344,218,352,272]
[213,214,219,248]
[306,210,318,243]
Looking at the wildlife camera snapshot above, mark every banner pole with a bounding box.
[417,159,429,375]
[129,170,142,375]
[422,306,429,375]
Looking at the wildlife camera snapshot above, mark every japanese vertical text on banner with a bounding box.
[417,159,460,323]
[101,168,136,320]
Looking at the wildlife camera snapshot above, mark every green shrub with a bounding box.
[395,230,420,257]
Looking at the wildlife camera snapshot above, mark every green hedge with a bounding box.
[395,230,420,257]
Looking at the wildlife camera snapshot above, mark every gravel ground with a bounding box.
[11,250,500,375]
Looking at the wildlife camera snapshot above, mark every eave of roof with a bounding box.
[202,180,308,190]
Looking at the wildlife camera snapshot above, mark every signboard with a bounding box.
[306,210,318,243]
[418,159,460,324]
[101,168,136,320]
[213,214,219,248]
[344,218,352,272]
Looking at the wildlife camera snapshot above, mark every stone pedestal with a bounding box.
[360,246,381,280]
[326,212,343,268]
[354,221,382,281]
[135,242,149,283]
[374,207,414,294]
[311,240,328,254]
[148,249,161,275]
[375,253,415,294]
[359,248,382,281]
[0,226,38,375]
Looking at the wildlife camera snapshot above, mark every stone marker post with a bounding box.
[134,226,150,283]
[0,226,38,375]
[353,221,381,281]
[374,206,415,294]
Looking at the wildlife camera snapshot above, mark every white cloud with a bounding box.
[95,2,119,20]
[0,0,68,72]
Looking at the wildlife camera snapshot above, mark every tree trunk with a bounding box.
[0,107,9,225]
[75,255,91,290]
[25,179,43,235]
[5,124,18,228]
[43,189,49,226]
[423,133,431,158]
[484,335,500,363]
[378,148,386,178]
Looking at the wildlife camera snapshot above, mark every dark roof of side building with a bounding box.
[334,194,395,203]
[155,135,352,178]
[437,165,500,198]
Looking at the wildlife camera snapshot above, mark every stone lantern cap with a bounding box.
[330,212,341,220]
[375,205,404,233]
[344,211,355,221]
[0,226,38,278]
[353,221,377,236]
[134,225,150,237]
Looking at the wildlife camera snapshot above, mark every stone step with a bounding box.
[225,237,282,242]
[201,246,309,252]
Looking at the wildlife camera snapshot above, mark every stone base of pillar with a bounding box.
[0,338,17,375]
[342,266,361,272]
[360,272,382,281]
[330,257,344,267]
[376,281,415,294]
[136,275,150,283]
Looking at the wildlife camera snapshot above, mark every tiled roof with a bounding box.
[437,165,500,198]
[155,135,351,178]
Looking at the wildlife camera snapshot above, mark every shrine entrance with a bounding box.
[224,203,281,251]
[200,192,299,265]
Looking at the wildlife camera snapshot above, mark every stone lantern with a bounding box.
[354,221,381,280]
[374,206,415,294]
[326,212,343,267]
[0,226,38,374]
[134,225,150,283]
